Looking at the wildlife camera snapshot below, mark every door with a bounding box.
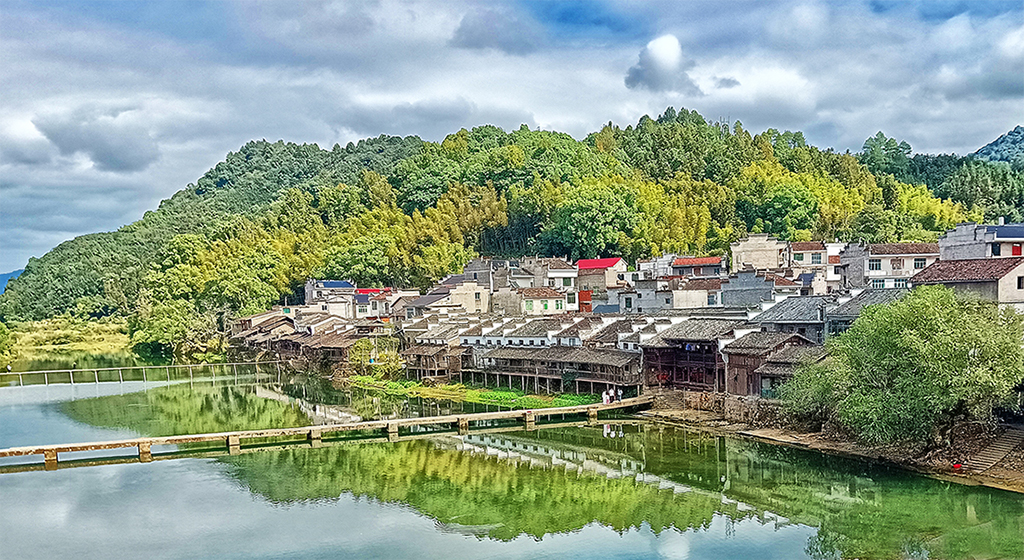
[1014,244,1022,256]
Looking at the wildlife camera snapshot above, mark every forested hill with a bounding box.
[2,108,1022,358]
[1,136,423,321]
[974,125,1024,166]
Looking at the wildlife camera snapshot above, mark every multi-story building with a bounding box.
[577,258,628,291]
[912,257,1024,312]
[670,256,726,277]
[730,234,788,272]
[838,243,939,290]
[938,221,1024,260]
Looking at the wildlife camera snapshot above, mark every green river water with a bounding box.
[0,374,1022,559]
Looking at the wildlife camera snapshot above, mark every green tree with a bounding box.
[782,286,1024,445]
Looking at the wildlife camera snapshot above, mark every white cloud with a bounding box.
[625,34,702,94]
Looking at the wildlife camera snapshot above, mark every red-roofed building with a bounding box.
[671,256,726,277]
[577,257,628,291]
[912,257,1024,309]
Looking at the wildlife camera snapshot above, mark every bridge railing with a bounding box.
[0,361,286,388]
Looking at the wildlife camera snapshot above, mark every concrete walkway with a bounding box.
[963,428,1024,473]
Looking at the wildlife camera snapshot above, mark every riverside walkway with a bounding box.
[0,361,285,387]
[0,395,653,469]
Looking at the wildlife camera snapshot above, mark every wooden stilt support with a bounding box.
[138,442,152,462]
[522,411,536,431]
[43,449,58,467]
[386,423,399,442]
[456,417,469,435]
[308,429,322,448]
[227,434,241,455]
[587,408,598,423]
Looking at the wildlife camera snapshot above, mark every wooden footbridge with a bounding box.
[0,361,285,387]
[0,395,653,471]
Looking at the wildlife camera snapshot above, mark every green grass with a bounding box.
[349,375,600,409]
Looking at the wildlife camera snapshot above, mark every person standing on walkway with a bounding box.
[616,388,623,402]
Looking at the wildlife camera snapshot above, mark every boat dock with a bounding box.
[0,395,653,469]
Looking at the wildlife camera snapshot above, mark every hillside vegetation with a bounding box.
[2,110,1021,359]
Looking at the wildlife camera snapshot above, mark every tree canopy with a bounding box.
[782,286,1024,445]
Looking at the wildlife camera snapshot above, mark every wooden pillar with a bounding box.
[587,408,598,423]
[138,442,152,462]
[308,429,322,448]
[227,434,241,455]
[522,411,536,431]
[456,417,469,435]
[386,423,399,442]
[43,449,58,468]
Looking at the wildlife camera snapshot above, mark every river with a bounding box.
[1,376,1022,560]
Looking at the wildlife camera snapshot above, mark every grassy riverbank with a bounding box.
[348,375,601,409]
[10,316,130,356]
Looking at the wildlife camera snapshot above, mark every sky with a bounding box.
[0,0,1022,273]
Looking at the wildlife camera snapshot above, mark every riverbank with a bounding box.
[345,375,601,410]
[639,407,1024,494]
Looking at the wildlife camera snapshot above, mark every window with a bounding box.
[625,297,633,309]
[872,279,886,289]
[567,293,576,304]
[665,297,671,304]
[563,278,571,287]
[525,300,533,311]
[316,291,322,298]
[474,292,481,301]
[708,293,717,306]
[992,243,1001,256]
[320,305,327,311]
[529,340,534,345]
[914,258,926,269]
[1018,277,1023,290]
[869,259,881,271]
[811,253,822,264]
[891,259,903,270]
[794,253,804,262]
[473,272,478,280]
[358,306,368,313]
[834,266,842,275]
[894,278,908,288]
[542,300,549,310]
[372,301,377,310]
[555,300,563,310]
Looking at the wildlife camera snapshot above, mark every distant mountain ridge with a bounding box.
[974,125,1024,165]
[0,270,23,295]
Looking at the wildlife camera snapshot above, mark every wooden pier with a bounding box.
[0,395,653,469]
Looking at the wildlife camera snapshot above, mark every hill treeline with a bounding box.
[2,108,1021,358]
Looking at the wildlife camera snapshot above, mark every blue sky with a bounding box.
[0,0,1022,272]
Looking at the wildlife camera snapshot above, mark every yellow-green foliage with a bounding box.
[10,316,130,357]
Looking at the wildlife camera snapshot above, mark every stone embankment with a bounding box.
[642,388,1024,494]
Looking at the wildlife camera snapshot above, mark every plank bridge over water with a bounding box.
[0,361,286,387]
[0,395,654,471]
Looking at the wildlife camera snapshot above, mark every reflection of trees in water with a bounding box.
[60,383,1024,559]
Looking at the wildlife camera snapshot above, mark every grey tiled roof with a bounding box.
[722,332,810,355]
[506,319,565,338]
[829,289,909,318]
[483,346,639,367]
[644,319,746,346]
[755,296,835,324]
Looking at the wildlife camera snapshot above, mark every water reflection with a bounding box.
[1,380,1023,559]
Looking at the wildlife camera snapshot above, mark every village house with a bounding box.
[838,242,939,289]
[670,256,726,278]
[476,345,643,396]
[637,253,683,279]
[518,287,568,315]
[788,241,827,271]
[753,345,827,399]
[720,270,800,308]
[938,221,1024,260]
[730,234,788,272]
[722,331,814,397]
[911,256,1024,311]
[754,295,836,344]
[642,319,755,392]
[672,278,724,308]
[405,280,489,318]
[577,257,628,291]
[825,288,909,337]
